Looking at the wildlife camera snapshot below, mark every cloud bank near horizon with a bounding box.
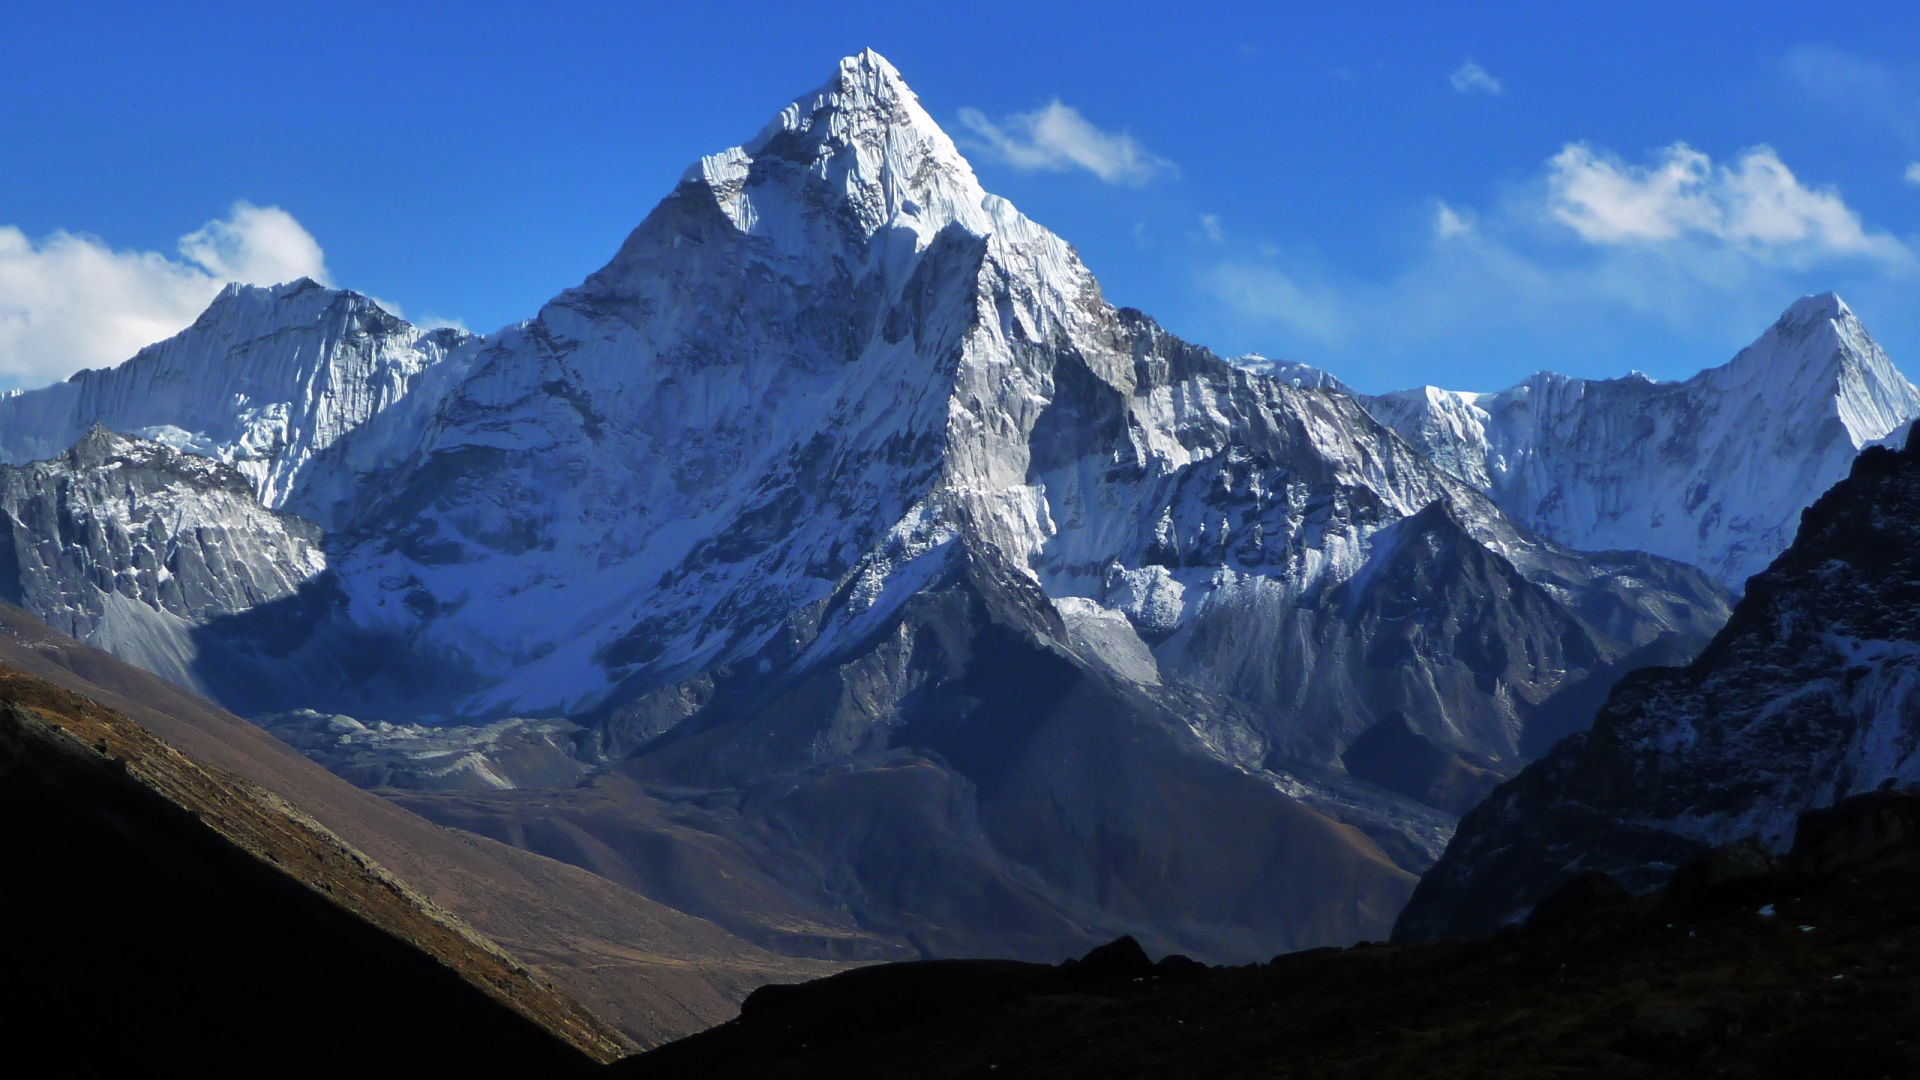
[0,202,329,389]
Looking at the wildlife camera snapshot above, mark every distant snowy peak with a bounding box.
[0,279,469,514]
[0,425,328,699]
[1365,294,1920,588]
[1716,292,1919,450]
[1229,354,1350,393]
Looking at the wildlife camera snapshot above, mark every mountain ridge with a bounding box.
[1394,425,1920,941]
[1361,291,1920,590]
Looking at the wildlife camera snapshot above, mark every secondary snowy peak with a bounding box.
[1716,292,1918,449]
[0,279,469,515]
[1228,354,1350,393]
[1366,294,1920,588]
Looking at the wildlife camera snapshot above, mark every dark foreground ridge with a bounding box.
[612,793,1920,1079]
[0,664,607,1074]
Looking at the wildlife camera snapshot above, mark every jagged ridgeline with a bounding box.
[0,49,1813,963]
[1397,428,1920,941]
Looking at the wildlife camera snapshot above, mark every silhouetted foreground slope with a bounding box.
[612,793,1920,1079]
[0,665,604,1072]
[0,602,843,1048]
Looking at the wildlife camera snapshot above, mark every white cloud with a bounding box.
[1199,214,1225,244]
[1546,142,1907,263]
[1906,162,1920,185]
[1433,202,1473,239]
[1450,60,1503,95]
[0,202,329,388]
[1202,263,1346,344]
[957,100,1177,185]
[1202,139,1916,389]
[177,203,328,288]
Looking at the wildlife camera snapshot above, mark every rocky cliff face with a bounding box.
[1365,295,1920,590]
[0,51,1738,960]
[0,427,342,706]
[1395,428,1920,941]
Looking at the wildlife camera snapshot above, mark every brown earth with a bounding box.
[0,665,603,1071]
[0,602,845,1051]
[612,838,1920,1078]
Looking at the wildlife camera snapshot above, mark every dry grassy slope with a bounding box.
[0,667,618,1063]
[0,602,845,1049]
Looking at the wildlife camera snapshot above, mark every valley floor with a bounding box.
[614,860,1920,1079]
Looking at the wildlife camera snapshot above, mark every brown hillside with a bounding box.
[0,602,843,1049]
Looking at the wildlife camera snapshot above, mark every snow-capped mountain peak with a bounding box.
[1365,293,1920,588]
[0,51,1744,965]
[0,278,470,514]
[1716,291,1918,450]
[680,49,1009,262]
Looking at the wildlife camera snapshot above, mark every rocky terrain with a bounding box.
[0,425,357,710]
[1395,427,1920,941]
[610,791,1920,1079]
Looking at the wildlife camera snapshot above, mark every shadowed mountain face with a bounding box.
[607,798,1920,1080]
[1396,429,1920,942]
[0,52,1737,964]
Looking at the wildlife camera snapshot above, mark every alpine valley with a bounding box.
[2,51,1914,995]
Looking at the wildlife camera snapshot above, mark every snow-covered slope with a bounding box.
[1229,354,1349,392]
[0,279,471,517]
[1394,428,1920,940]
[1365,295,1920,589]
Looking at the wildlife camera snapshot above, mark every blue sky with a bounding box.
[4,1,1918,394]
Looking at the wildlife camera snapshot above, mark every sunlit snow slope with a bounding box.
[1364,295,1920,590]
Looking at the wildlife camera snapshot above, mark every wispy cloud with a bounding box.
[1203,263,1346,344]
[1201,140,1913,389]
[957,100,1177,185]
[1433,202,1473,239]
[1199,214,1225,244]
[1906,163,1920,185]
[1546,142,1907,264]
[1450,60,1503,95]
[0,202,330,388]
[1783,44,1919,146]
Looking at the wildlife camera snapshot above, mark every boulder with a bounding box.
[1788,790,1920,878]
[1658,837,1782,916]
[1525,871,1632,933]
